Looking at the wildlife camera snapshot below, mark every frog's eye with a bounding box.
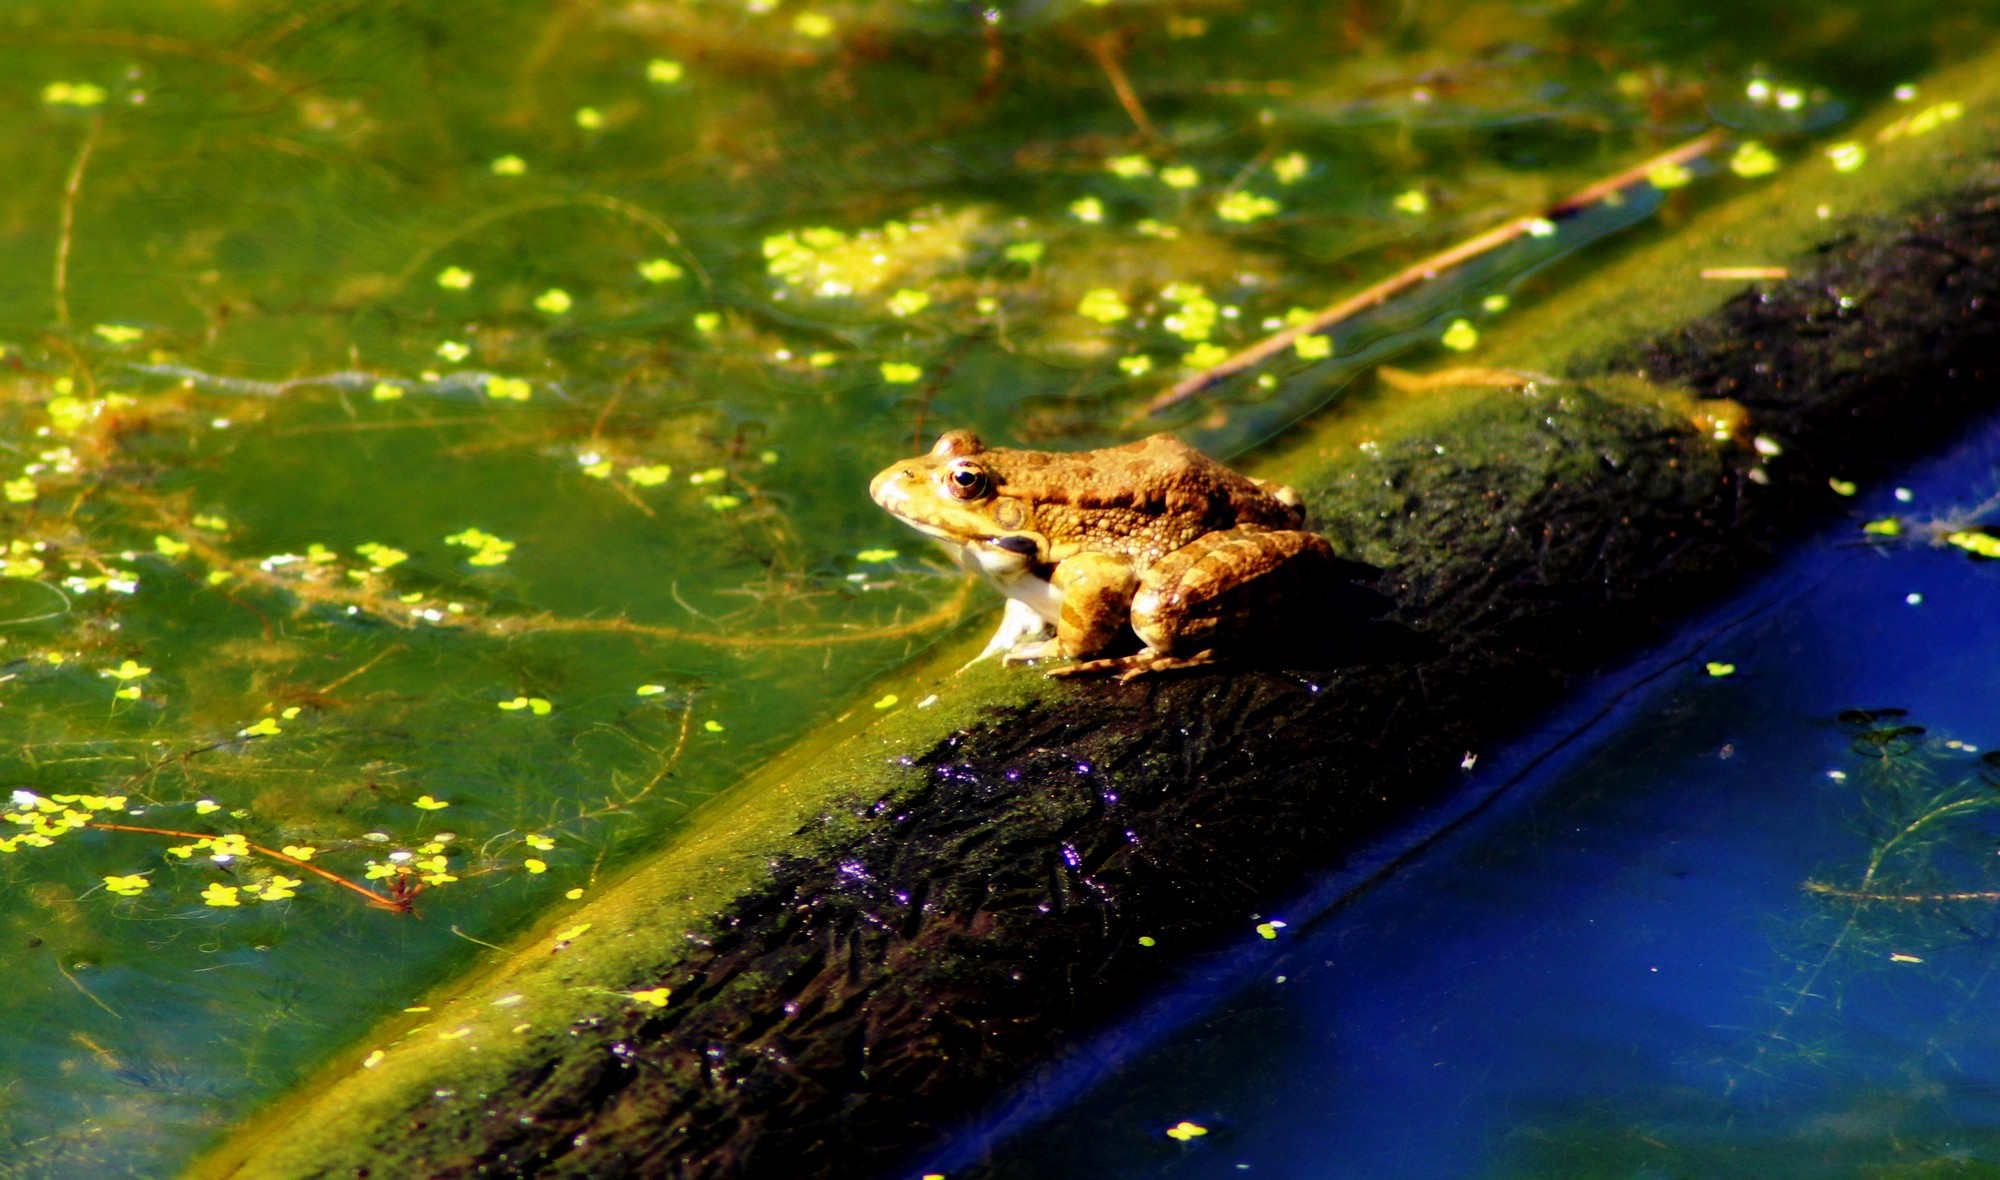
[944,461,990,501]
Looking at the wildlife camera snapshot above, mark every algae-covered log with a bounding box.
[194,54,2000,1180]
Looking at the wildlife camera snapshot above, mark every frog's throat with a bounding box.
[987,564,1062,627]
[928,535,1062,630]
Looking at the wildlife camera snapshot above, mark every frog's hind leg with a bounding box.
[1054,529,1336,680]
[1132,526,1335,654]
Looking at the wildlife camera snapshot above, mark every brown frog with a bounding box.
[869,429,1341,679]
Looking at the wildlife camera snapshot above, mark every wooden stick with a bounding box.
[1142,129,1727,414]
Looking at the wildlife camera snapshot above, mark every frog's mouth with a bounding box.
[982,534,1041,559]
[889,517,966,544]
[903,521,1043,560]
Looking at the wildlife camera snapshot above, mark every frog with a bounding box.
[869,429,1343,680]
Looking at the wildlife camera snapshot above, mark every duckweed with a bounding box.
[1731,141,1781,177]
[1946,530,2000,558]
[42,80,106,107]
[1216,191,1280,222]
[1077,289,1129,324]
[1272,152,1309,183]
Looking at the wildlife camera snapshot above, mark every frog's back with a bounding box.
[1095,434,1304,527]
[987,434,1304,562]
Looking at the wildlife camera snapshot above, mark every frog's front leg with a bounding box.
[1001,552,1138,665]
[973,596,1055,666]
[1053,527,1335,680]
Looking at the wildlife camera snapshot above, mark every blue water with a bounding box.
[966,420,2000,1178]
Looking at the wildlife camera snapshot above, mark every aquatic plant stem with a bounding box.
[1082,32,1159,143]
[1804,884,2000,903]
[30,28,288,91]
[128,498,974,649]
[598,699,696,811]
[1143,129,1727,414]
[390,192,711,295]
[314,644,406,696]
[52,117,100,330]
[497,579,977,647]
[85,821,416,914]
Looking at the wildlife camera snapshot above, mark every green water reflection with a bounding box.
[0,0,1988,1173]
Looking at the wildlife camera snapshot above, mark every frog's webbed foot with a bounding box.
[1046,648,1222,682]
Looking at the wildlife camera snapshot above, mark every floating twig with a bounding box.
[1144,130,1727,414]
[1700,266,1790,280]
[86,821,416,914]
[1375,365,1544,393]
[391,192,711,295]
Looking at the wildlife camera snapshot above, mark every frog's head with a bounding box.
[870,431,1045,563]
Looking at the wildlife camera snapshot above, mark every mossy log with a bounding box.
[194,53,2000,1180]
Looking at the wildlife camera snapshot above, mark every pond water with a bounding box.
[964,421,2000,1177]
[0,0,1993,1175]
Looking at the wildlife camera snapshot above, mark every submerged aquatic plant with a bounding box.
[1733,711,2000,1091]
[1498,713,2000,1178]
